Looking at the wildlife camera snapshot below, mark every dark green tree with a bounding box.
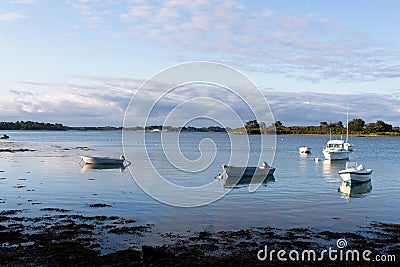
[348,118,365,132]
[245,120,261,134]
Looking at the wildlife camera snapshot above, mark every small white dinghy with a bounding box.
[339,162,372,183]
[81,155,127,165]
[299,146,311,154]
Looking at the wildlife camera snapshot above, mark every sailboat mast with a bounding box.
[346,107,349,143]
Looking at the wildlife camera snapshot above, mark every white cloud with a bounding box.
[8,0,35,3]
[0,10,26,21]
[266,91,400,126]
[3,77,400,127]
[112,0,400,82]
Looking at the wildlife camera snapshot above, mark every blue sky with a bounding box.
[0,0,399,126]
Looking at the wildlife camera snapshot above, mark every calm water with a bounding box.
[1,131,399,236]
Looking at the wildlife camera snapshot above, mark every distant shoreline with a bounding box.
[1,120,399,137]
[0,127,400,138]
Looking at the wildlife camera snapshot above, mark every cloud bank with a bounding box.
[2,77,400,127]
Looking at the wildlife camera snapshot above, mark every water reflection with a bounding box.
[323,160,348,182]
[339,181,372,199]
[222,175,275,189]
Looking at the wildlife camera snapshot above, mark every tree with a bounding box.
[374,120,392,132]
[364,120,392,133]
[348,118,365,132]
[274,121,283,127]
[244,120,261,134]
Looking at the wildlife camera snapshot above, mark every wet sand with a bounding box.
[0,209,398,266]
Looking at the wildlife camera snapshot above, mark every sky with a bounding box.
[1,0,400,126]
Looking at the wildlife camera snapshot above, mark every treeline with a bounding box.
[274,119,399,135]
[127,125,227,132]
[0,121,226,132]
[0,121,66,131]
[0,121,122,131]
[68,126,122,131]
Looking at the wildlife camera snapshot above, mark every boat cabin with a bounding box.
[325,140,345,149]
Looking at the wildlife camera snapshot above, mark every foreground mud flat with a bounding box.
[0,209,398,266]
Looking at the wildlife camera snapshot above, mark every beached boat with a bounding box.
[80,155,126,165]
[1,134,9,139]
[299,146,311,154]
[322,139,350,160]
[339,162,372,183]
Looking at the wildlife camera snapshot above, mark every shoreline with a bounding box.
[1,129,399,138]
[0,209,399,266]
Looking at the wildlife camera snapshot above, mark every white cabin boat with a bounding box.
[339,162,372,183]
[322,140,350,160]
[299,146,311,154]
[81,155,126,165]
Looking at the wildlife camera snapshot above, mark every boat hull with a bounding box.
[339,181,372,198]
[225,166,275,177]
[81,156,124,165]
[339,170,372,183]
[323,150,349,160]
[299,146,311,154]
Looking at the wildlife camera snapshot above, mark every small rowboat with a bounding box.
[219,162,275,179]
[339,162,372,183]
[81,155,126,165]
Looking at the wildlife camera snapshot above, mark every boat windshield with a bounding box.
[327,143,343,149]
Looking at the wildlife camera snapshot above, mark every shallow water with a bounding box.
[0,131,399,238]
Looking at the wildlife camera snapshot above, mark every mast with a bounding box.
[346,107,349,143]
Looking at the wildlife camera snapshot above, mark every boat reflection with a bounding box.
[323,160,348,181]
[222,175,275,189]
[80,163,127,172]
[339,181,372,199]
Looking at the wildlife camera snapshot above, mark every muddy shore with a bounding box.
[0,209,398,266]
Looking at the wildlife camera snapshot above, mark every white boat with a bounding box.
[299,146,311,154]
[344,142,354,151]
[81,155,126,165]
[322,139,350,160]
[339,162,372,183]
[220,162,275,178]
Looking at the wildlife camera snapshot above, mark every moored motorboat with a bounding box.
[299,146,311,154]
[322,139,350,160]
[339,162,372,183]
[80,155,127,165]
